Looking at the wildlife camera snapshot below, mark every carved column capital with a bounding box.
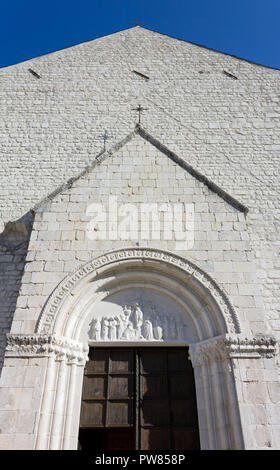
[5,333,89,366]
[189,334,277,367]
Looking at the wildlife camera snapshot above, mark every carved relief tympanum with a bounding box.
[88,302,189,342]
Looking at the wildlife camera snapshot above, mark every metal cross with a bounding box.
[133,104,147,124]
[99,129,110,151]
[103,129,109,150]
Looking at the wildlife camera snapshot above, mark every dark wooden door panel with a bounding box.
[82,376,106,400]
[79,347,200,450]
[106,428,134,450]
[79,428,134,451]
[140,349,167,373]
[167,349,190,371]
[108,375,132,398]
[141,375,168,398]
[80,348,134,429]
[172,427,200,450]
[107,400,132,427]
[139,347,200,450]
[171,400,198,426]
[141,428,170,450]
[110,349,134,373]
[141,400,170,426]
[80,401,105,427]
[85,349,108,374]
[169,376,194,399]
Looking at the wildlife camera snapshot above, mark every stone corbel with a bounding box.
[189,334,277,367]
[5,333,89,366]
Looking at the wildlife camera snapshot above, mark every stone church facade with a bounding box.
[0,26,279,450]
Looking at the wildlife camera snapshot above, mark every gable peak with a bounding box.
[32,124,248,215]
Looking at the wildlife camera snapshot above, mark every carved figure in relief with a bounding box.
[153,325,163,340]
[123,304,132,319]
[174,321,179,339]
[109,317,117,340]
[180,324,188,340]
[101,318,109,340]
[143,320,154,340]
[88,318,101,341]
[161,316,169,340]
[118,304,131,339]
[132,303,144,338]
[88,301,188,342]
[121,322,136,340]
[169,319,177,339]
[115,316,121,339]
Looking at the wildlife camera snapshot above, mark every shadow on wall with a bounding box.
[0,211,34,378]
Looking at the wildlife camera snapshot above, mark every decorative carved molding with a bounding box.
[5,334,89,366]
[37,248,240,335]
[88,301,189,342]
[189,334,277,366]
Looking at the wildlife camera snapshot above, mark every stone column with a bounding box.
[0,334,88,450]
[189,334,277,450]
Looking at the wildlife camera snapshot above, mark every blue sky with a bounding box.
[1,0,279,69]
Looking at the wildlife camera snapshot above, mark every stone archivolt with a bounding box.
[37,247,241,336]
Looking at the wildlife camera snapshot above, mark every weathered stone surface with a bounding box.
[0,26,279,450]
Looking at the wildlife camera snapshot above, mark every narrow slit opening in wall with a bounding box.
[28,68,41,79]
[132,70,149,80]
[223,70,238,80]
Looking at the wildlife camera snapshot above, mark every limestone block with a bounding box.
[44,261,64,272]
[254,425,273,448]
[0,434,15,450]
[243,382,269,404]
[267,383,280,403]
[271,425,280,449]
[248,404,267,425]
[14,411,36,434]
[13,433,35,450]
[266,404,280,425]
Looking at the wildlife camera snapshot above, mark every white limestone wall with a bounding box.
[10,135,266,339]
[0,26,279,342]
[0,134,277,450]
[0,356,46,449]
[0,246,28,373]
[0,213,33,374]
[0,26,279,450]
[232,355,280,449]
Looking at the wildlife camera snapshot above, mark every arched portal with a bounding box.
[37,247,241,339]
[33,248,244,450]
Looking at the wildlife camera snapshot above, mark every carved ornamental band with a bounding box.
[5,334,89,366]
[189,334,277,367]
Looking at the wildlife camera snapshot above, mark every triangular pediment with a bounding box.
[33,125,248,214]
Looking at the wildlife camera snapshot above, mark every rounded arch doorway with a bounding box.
[34,248,244,450]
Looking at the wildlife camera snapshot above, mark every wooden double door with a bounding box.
[79,347,200,450]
